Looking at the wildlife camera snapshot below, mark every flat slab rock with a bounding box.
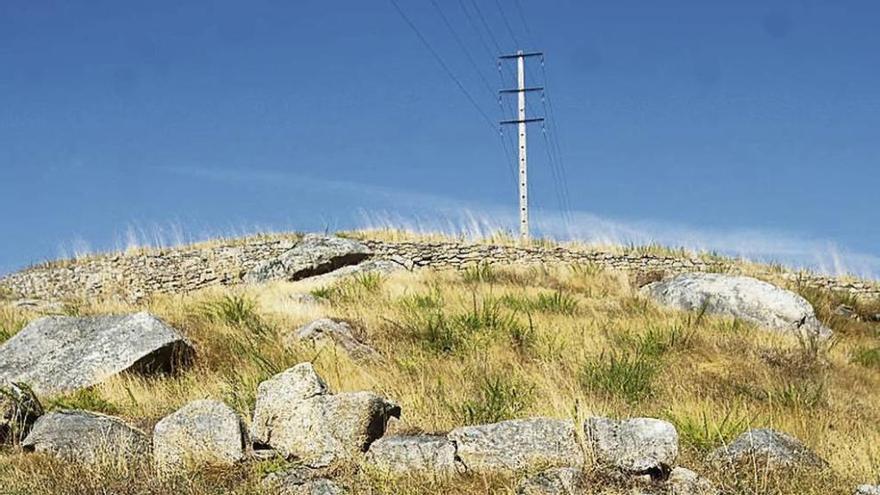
[286,318,380,362]
[0,312,193,397]
[365,435,460,475]
[262,467,346,495]
[709,428,827,469]
[244,235,371,283]
[448,418,582,473]
[153,399,248,471]
[22,410,149,463]
[641,273,832,338]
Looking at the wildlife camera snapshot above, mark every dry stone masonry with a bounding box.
[1,234,877,305]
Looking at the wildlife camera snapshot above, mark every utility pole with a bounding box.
[500,50,544,244]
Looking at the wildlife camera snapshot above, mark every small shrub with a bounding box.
[49,389,119,415]
[456,373,534,424]
[665,409,752,451]
[462,263,496,284]
[852,347,880,369]
[580,351,658,403]
[533,290,578,315]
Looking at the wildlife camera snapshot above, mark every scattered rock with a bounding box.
[251,363,400,466]
[286,318,380,361]
[585,417,678,478]
[365,435,459,475]
[856,485,880,495]
[244,235,371,284]
[153,399,248,471]
[0,312,194,397]
[22,410,149,463]
[641,273,832,338]
[10,299,65,314]
[0,383,43,444]
[262,467,346,495]
[834,304,860,321]
[448,418,582,473]
[664,467,717,495]
[515,467,587,495]
[709,428,827,469]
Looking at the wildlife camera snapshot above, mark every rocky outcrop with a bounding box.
[365,435,459,475]
[0,383,42,444]
[244,235,371,284]
[22,410,149,463]
[286,318,380,361]
[709,428,827,469]
[642,273,832,338]
[515,467,587,495]
[585,417,678,478]
[448,418,582,473]
[251,363,400,466]
[152,399,248,471]
[0,312,193,397]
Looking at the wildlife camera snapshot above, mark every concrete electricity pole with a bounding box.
[500,50,544,244]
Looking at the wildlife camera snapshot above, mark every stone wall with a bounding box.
[1,234,878,304]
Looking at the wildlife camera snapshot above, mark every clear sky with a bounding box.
[1,1,878,277]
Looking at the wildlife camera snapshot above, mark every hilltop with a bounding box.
[1,230,879,495]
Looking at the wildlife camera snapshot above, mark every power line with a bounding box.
[388,0,496,131]
[429,0,496,100]
[492,0,521,48]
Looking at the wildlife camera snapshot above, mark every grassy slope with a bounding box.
[1,240,879,494]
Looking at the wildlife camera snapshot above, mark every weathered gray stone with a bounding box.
[515,467,586,495]
[709,428,827,469]
[664,467,717,495]
[244,235,371,283]
[448,418,582,473]
[22,410,149,463]
[0,383,43,444]
[856,485,880,495]
[252,363,400,467]
[365,435,459,475]
[0,312,193,397]
[642,273,832,338]
[286,318,380,361]
[262,467,346,495]
[153,399,248,471]
[585,417,678,476]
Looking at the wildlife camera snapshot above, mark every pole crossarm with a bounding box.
[499,86,544,94]
[499,117,545,125]
[499,51,543,59]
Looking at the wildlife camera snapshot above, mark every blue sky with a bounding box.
[1,1,878,277]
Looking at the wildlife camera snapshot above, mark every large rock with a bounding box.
[0,312,193,397]
[244,235,371,283]
[585,417,678,477]
[286,318,380,361]
[262,468,346,495]
[515,467,587,495]
[251,363,400,467]
[153,399,248,471]
[448,418,582,473]
[0,383,43,444]
[709,428,827,469]
[641,273,832,338]
[22,410,149,463]
[365,435,459,475]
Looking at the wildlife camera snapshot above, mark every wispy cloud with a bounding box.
[156,165,880,279]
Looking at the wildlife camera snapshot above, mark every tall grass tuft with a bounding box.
[580,351,659,403]
[455,372,534,425]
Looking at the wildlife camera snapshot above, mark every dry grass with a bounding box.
[1,256,879,494]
